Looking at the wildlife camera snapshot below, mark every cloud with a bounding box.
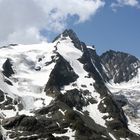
[6,28,47,45]
[0,0,105,45]
[111,0,140,11]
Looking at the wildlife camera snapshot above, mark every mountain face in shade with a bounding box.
[100,50,140,135]
[100,50,140,83]
[0,29,140,140]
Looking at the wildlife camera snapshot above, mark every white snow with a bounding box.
[107,68,140,135]
[120,138,130,140]
[0,42,59,138]
[83,98,108,128]
[0,125,13,140]
[57,37,95,94]
[56,37,83,74]
[59,109,65,116]
[126,115,140,135]
[108,68,140,92]
[54,127,75,140]
[109,133,117,140]
[18,134,38,139]
[55,37,108,128]
[0,42,57,118]
[87,45,95,50]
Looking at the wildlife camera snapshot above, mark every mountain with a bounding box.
[100,49,140,136]
[0,29,140,140]
[100,50,140,83]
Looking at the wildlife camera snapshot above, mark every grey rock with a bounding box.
[2,58,14,78]
[100,50,140,83]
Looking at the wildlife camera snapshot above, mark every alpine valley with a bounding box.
[0,29,140,140]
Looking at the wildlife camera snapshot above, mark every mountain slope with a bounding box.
[100,50,140,83]
[100,50,140,135]
[0,30,139,140]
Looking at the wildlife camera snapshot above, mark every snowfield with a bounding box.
[107,69,140,135]
[0,42,56,118]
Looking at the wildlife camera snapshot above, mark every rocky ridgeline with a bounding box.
[100,50,140,83]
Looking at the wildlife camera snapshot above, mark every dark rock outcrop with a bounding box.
[57,89,88,110]
[100,50,140,83]
[0,90,4,102]
[113,94,128,107]
[2,58,14,78]
[87,45,109,82]
[2,115,26,129]
[0,132,2,140]
[45,54,78,96]
[0,90,23,115]
[0,94,15,111]
[78,42,107,89]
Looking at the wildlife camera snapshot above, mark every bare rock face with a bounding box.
[100,50,140,83]
[87,45,109,82]
[0,93,17,113]
[0,90,4,102]
[45,54,79,96]
[2,58,15,78]
[0,133,2,140]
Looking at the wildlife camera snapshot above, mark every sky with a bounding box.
[0,0,140,58]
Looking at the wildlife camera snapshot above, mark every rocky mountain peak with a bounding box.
[53,29,82,50]
[61,29,78,38]
[100,50,140,83]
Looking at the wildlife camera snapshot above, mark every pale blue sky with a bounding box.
[72,4,140,58]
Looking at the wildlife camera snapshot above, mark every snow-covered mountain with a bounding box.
[100,50,140,135]
[0,29,140,140]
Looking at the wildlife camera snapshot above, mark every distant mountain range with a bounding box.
[0,29,140,140]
